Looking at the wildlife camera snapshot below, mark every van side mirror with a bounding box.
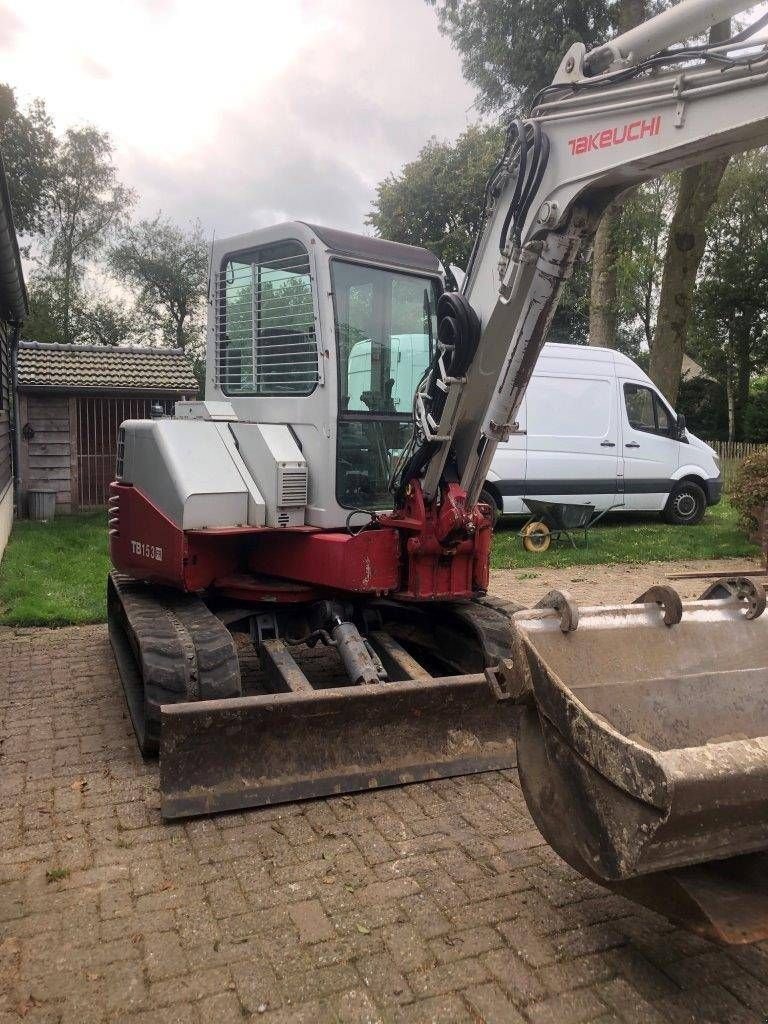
[676,414,687,440]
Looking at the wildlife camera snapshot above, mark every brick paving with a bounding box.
[1,558,767,1023]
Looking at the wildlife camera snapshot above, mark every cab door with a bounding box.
[620,380,679,510]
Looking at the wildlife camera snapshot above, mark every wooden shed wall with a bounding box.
[0,321,11,496]
[17,392,73,512]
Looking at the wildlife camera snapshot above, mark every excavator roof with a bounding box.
[214,220,441,276]
[299,222,441,276]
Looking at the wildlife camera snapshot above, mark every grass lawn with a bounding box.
[491,497,758,570]
[0,512,109,626]
[0,499,758,627]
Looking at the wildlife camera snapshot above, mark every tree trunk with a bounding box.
[588,0,645,347]
[726,374,736,442]
[647,19,731,405]
[648,158,729,404]
[735,312,752,438]
[589,202,621,347]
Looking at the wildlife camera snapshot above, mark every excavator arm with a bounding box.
[393,0,768,944]
[402,0,768,506]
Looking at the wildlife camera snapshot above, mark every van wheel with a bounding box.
[479,488,501,528]
[664,481,706,525]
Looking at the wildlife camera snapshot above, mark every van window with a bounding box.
[527,376,611,437]
[624,383,673,436]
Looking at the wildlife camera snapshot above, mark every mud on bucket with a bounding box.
[512,580,768,943]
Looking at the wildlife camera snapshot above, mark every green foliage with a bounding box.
[39,127,135,342]
[677,376,728,439]
[109,216,208,353]
[730,450,768,534]
[615,176,676,347]
[743,392,768,443]
[367,124,504,270]
[22,274,144,347]
[427,0,613,112]
[0,83,57,238]
[45,868,71,884]
[689,150,768,437]
[491,499,755,570]
[0,513,109,626]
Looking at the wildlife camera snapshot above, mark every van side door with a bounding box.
[619,381,680,511]
[524,373,620,510]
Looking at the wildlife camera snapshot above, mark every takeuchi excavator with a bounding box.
[109,0,768,943]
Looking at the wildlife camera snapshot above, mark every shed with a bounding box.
[0,153,29,559]
[16,343,198,512]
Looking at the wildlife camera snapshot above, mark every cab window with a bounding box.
[332,260,438,509]
[623,383,674,436]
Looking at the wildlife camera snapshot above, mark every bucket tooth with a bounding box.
[513,584,768,940]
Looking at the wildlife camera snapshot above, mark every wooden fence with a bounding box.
[704,440,768,491]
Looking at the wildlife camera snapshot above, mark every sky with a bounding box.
[0,0,478,238]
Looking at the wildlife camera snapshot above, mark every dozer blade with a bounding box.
[160,673,518,819]
[512,581,768,943]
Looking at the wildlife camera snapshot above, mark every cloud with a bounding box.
[0,5,22,52]
[120,0,476,240]
[80,56,111,80]
[4,0,476,243]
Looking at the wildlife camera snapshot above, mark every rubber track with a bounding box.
[108,572,241,752]
[454,595,524,668]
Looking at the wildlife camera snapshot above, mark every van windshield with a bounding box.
[331,261,439,508]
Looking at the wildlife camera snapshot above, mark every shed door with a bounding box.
[75,396,174,509]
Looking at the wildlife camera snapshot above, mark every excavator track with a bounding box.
[134,591,525,820]
[107,572,241,755]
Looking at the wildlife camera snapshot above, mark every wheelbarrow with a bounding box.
[519,497,621,552]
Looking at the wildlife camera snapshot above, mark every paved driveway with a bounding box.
[1,560,767,1023]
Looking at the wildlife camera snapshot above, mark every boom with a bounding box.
[404,0,768,506]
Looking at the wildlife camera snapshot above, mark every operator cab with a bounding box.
[208,221,442,527]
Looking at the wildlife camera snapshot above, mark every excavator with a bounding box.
[109,0,768,944]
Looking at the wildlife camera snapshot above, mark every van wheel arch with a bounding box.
[479,484,503,525]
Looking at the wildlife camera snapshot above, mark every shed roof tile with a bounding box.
[17,342,199,393]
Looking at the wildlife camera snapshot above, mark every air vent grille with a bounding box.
[278,465,308,507]
[115,428,126,479]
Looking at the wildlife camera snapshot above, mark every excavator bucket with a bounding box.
[513,580,768,943]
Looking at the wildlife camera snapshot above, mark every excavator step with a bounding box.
[513,580,768,943]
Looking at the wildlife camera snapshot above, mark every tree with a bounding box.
[70,291,144,347]
[22,275,64,344]
[688,150,768,439]
[43,127,135,342]
[428,0,650,350]
[23,272,144,347]
[614,177,675,348]
[588,0,646,349]
[367,124,504,271]
[428,0,612,112]
[0,84,57,238]
[648,19,731,404]
[109,216,208,353]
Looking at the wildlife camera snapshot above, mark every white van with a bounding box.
[486,343,721,525]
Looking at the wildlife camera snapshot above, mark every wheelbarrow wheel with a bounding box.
[522,520,552,552]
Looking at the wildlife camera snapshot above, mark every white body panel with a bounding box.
[489,344,720,517]
[118,418,309,531]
